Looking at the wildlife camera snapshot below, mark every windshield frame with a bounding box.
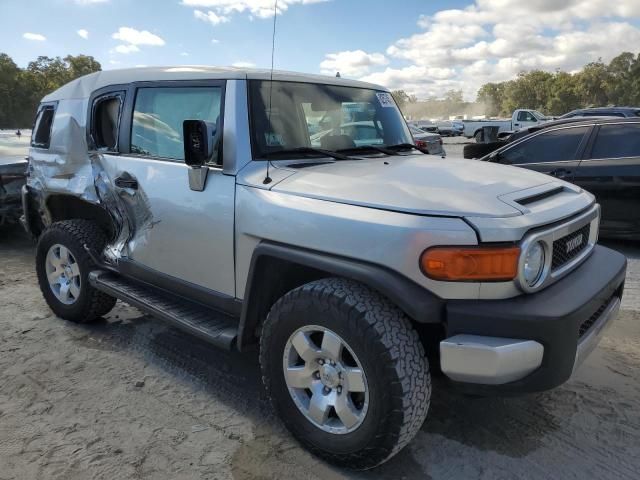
[531,110,547,120]
[247,79,413,160]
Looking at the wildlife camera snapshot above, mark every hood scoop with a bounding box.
[516,186,564,206]
[499,182,582,214]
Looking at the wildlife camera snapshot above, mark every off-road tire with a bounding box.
[463,141,504,159]
[36,219,116,323]
[259,278,430,470]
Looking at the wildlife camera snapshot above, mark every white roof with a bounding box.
[43,66,388,101]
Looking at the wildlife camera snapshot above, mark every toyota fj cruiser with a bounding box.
[22,67,626,469]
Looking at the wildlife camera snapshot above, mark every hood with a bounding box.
[272,155,563,218]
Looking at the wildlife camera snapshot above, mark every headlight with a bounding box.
[523,241,545,286]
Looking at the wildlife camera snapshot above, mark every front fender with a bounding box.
[236,241,444,350]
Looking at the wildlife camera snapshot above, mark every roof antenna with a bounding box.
[263,0,278,185]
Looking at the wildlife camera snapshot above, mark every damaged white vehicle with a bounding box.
[23,67,627,469]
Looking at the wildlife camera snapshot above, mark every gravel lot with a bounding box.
[1,136,639,479]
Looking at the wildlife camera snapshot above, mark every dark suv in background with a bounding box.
[482,118,640,240]
[561,107,640,119]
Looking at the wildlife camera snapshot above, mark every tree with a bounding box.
[65,54,102,79]
[0,53,101,127]
[605,52,640,106]
[575,61,610,107]
[391,90,411,108]
[473,51,640,117]
[0,54,20,128]
[476,83,504,117]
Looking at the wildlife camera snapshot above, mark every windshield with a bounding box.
[248,80,413,158]
[532,110,547,120]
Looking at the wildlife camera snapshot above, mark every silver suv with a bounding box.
[22,67,627,469]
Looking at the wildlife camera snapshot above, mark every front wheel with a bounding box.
[260,278,430,470]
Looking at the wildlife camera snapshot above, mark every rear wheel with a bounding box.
[260,278,430,470]
[36,219,116,323]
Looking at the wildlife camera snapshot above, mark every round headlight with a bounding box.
[523,241,545,286]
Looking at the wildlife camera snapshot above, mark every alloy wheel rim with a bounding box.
[282,325,369,434]
[45,244,81,305]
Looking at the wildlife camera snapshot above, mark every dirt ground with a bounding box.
[1,222,640,479]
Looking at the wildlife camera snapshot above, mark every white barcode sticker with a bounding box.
[376,92,395,108]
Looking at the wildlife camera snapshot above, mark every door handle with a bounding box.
[514,123,520,127]
[114,175,138,189]
[550,168,571,179]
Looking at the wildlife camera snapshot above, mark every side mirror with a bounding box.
[184,119,217,166]
[183,120,217,191]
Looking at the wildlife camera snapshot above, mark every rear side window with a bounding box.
[131,86,222,161]
[91,93,124,152]
[501,127,589,165]
[591,124,640,159]
[31,104,56,149]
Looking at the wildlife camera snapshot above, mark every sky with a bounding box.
[1,0,640,100]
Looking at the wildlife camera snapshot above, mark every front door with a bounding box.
[496,125,592,181]
[514,110,539,131]
[94,81,236,297]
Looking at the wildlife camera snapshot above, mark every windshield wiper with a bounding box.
[262,147,351,161]
[336,145,397,156]
[385,143,424,153]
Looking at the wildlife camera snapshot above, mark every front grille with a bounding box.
[579,296,616,338]
[552,224,590,270]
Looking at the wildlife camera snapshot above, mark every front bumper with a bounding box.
[441,245,626,394]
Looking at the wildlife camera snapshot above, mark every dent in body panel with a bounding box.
[27,97,156,262]
[28,99,97,201]
[234,185,482,300]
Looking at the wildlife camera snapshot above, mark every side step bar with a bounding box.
[89,270,238,350]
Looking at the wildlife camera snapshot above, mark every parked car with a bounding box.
[561,107,640,119]
[23,67,626,469]
[408,120,438,133]
[481,117,640,239]
[0,156,28,227]
[463,117,615,159]
[463,109,552,141]
[409,125,445,155]
[436,120,463,136]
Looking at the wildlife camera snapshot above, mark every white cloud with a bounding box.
[23,32,46,41]
[328,0,640,100]
[113,44,140,54]
[211,38,220,44]
[73,0,109,4]
[194,9,230,25]
[112,27,165,46]
[77,29,89,39]
[182,0,328,20]
[320,50,388,77]
[180,52,190,56]
[232,61,256,68]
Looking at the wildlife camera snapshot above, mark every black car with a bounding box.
[482,118,640,240]
[0,156,28,226]
[561,107,640,119]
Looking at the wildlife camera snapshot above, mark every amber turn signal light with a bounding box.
[420,246,520,281]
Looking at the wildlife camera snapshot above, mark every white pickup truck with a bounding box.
[463,109,551,141]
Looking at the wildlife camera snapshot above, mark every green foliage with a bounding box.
[475,52,640,117]
[391,89,411,108]
[0,53,101,128]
